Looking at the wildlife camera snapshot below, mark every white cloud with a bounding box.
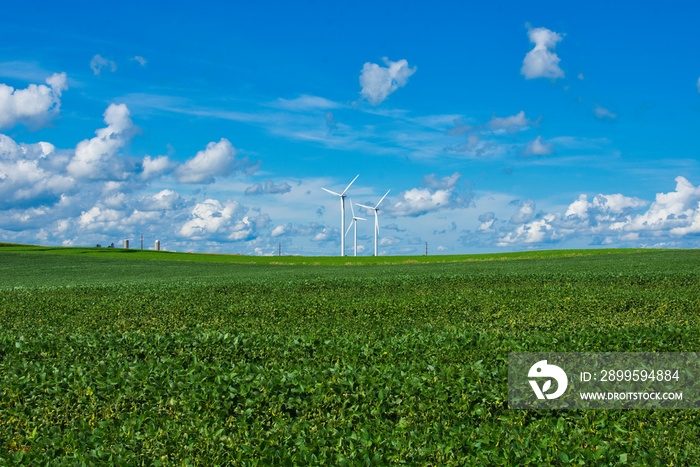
[522,135,554,156]
[697,77,700,93]
[271,224,289,237]
[179,199,244,239]
[90,55,117,75]
[389,188,452,217]
[510,200,536,224]
[311,227,339,243]
[78,206,131,233]
[498,214,558,245]
[176,138,237,184]
[132,56,147,67]
[140,189,184,211]
[563,193,648,234]
[388,172,471,217]
[594,105,617,120]
[494,180,698,248]
[274,95,341,111]
[141,155,175,180]
[67,103,135,180]
[177,200,269,242]
[0,134,73,209]
[0,73,68,130]
[565,194,589,220]
[359,57,416,105]
[671,206,700,235]
[627,176,700,234]
[521,27,564,80]
[487,111,532,133]
[478,212,496,232]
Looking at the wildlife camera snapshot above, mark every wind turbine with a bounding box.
[357,189,390,256]
[322,174,359,256]
[345,199,366,256]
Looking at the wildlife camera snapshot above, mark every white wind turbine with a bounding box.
[357,189,390,256]
[322,174,359,256]
[345,199,366,257]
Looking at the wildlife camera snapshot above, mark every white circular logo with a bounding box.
[528,360,568,399]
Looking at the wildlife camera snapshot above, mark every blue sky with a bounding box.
[1,1,700,255]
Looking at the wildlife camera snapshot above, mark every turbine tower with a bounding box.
[345,199,366,257]
[357,189,390,256]
[322,174,359,256]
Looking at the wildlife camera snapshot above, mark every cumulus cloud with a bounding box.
[0,134,74,209]
[67,103,135,180]
[388,172,472,217]
[141,155,176,180]
[311,227,340,243]
[389,187,452,217]
[510,200,536,224]
[498,214,559,245]
[0,73,68,130]
[565,193,648,224]
[177,199,270,242]
[521,27,564,80]
[697,77,700,93]
[132,56,147,67]
[140,189,184,211]
[478,212,496,232]
[359,57,416,105]
[176,138,237,184]
[90,54,117,75]
[245,179,292,196]
[522,135,554,156]
[487,111,532,133]
[179,199,244,239]
[495,180,699,247]
[626,176,700,234]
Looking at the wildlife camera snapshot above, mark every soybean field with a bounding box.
[1,244,699,465]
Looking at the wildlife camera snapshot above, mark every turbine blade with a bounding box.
[357,217,366,221]
[375,189,390,209]
[341,174,359,196]
[322,187,341,197]
[346,223,353,237]
[349,198,355,218]
[356,203,373,210]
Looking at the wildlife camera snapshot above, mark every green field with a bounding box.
[1,244,699,465]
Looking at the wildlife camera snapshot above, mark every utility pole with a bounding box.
[425,242,428,256]
[140,233,143,250]
[279,242,281,257]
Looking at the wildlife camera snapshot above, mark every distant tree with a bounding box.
[96,244,102,248]
[108,243,115,248]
